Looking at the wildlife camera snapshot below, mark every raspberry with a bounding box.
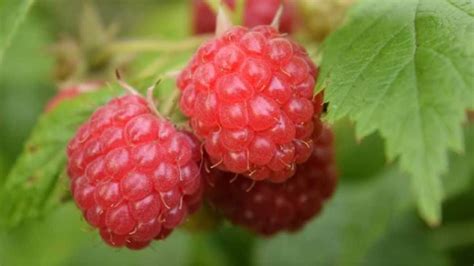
[192,0,295,34]
[177,25,322,182]
[45,81,102,112]
[205,122,337,236]
[67,94,203,250]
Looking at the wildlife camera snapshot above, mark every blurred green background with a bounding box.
[0,0,473,265]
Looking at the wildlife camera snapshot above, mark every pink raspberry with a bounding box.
[177,25,322,182]
[45,81,103,112]
[67,94,203,250]
[192,0,295,34]
[205,122,337,236]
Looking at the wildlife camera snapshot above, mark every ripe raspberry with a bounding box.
[67,94,203,250]
[177,25,322,182]
[205,122,337,236]
[45,81,103,112]
[192,0,295,34]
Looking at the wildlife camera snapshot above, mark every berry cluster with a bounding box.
[67,94,203,249]
[206,122,337,236]
[193,0,295,34]
[177,25,322,183]
[64,5,337,250]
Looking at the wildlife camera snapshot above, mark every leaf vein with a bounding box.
[446,0,474,18]
[361,58,414,134]
[338,24,411,112]
[418,45,469,91]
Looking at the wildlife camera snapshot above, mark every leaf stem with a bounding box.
[270,4,284,30]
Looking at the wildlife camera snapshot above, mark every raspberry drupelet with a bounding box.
[177,23,323,182]
[67,94,203,250]
[205,122,337,236]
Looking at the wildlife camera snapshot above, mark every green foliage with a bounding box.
[317,0,474,225]
[190,226,256,266]
[0,203,194,266]
[0,85,121,228]
[0,0,473,265]
[256,167,413,266]
[0,0,36,65]
[333,121,386,180]
[442,123,474,198]
[363,214,450,266]
[0,10,54,174]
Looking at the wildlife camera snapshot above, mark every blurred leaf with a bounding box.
[0,203,195,266]
[79,1,108,51]
[190,226,256,266]
[0,11,54,169]
[333,120,386,180]
[363,214,450,266]
[0,152,7,180]
[256,168,413,266]
[67,225,193,266]
[442,123,474,198]
[318,0,474,225]
[438,181,474,266]
[136,0,190,39]
[0,0,36,65]
[190,233,231,266]
[0,203,87,266]
[0,85,121,229]
[449,244,474,266]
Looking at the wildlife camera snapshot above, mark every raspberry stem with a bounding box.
[215,4,233,36]
[270,4,284,30]
[115,70,139,95]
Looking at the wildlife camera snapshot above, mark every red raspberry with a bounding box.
[205,122,337,236]
[192,0,295,34]
[177,25,322,182]
[67,94,203,250]
[45,81,102,112]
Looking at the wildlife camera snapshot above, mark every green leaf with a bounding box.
[0,0,36,65]
[0,203,195,266]
[0,152,7,182]
[0,204,88,266]
[333,120,386,180]
[318,0,474,225]
[189,226,256,266]
[363,214,450,266]
[0,85,121,229]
